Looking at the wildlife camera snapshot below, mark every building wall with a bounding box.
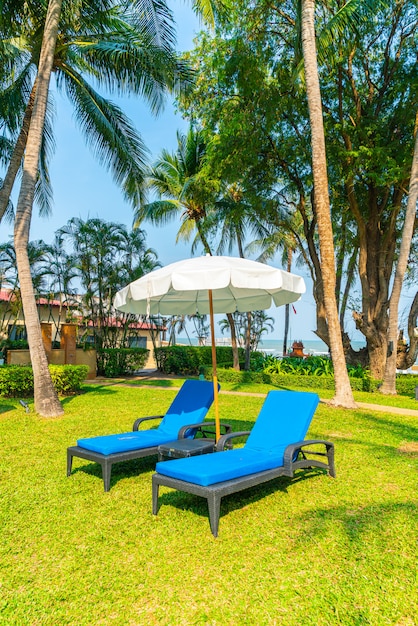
[6,349,97,379]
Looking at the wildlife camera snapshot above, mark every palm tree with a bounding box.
[4,0,193,415]
[5,0,227,415]
[208,183,271,369]
[380,116,418,394]
[301,0,356,408]
[0,0,191,222]
[13,0,64,416]
[135,126,214,252]
[0,238,50,338]
[137,131,254,369]
[59,216,160,350]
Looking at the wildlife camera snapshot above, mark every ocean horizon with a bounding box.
[177,337,367,356]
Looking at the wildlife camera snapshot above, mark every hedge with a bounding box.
[394,374,418,397]
[203,368,384,392]
[96,347,149,377]
[204,368,418,395]
[154,345,264,375]
[0,364,89,397]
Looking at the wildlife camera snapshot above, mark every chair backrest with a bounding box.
[245,391,319,455]
[157,380,217,438]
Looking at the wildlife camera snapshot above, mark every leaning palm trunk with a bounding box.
[13,0,64,416]
[0,83,37,223]
[301,0,356,408]
[380,115,418,394]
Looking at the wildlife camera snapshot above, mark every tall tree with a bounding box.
[13,0,64,416]
[2,0,194,415]
[300,0,355,407]
[179,0,417,380]
[380,115,418,393]
[135,126,214,252]
[136,126,242,370]
[0,0,191,222]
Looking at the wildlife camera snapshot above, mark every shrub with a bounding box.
[49,365,89,394]
[0,338,29,358]
[0,364,89,397]
[154,345,249,375]
[0,365,33,397]
[393,374,418,397]
[96,348,148,377]
[206,367,379,392]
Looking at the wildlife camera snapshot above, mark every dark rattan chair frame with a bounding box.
[152,431,336,537]
[67,417,230,492]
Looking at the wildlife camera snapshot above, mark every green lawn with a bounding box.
[1,384,417,625]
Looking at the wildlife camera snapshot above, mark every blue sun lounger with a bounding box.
[67,380,220,491]
[152,391,335,536]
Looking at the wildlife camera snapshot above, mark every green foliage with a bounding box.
[0,364,88,397]
[207,367,380,393]
[179,0,418,372]
[0,339,29,356]
[393,375,418,397]
[0,365,34,397]
[259,354,372,384]
[49,365,89,394]
[154,345,248,375]
[96,348,148,377]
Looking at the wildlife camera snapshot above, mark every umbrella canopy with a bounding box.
[114,255,305,316]
[114,255,306,440]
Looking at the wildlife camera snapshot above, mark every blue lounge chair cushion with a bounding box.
[155,391,319,486]
[157,380,217,439]
[155,448,284,486]
[245,391,319,455]
[76,379,217,456]
[77,430,176,455]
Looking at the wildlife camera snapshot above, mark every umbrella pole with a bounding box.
[208,289,220,442]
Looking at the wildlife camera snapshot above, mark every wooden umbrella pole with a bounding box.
[208,289,220,442]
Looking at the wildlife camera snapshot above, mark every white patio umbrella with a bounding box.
[114,255,306,440]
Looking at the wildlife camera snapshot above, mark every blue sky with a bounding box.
[1,3,369,346]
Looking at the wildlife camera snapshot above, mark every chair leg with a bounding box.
[152,478,160,515]
[207,493,221,538]
[67,450,73,477]
[327,444,336,478]
[102,460,112,492]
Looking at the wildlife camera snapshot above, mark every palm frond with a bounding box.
[59,68,149,206]
[134,199,181,227]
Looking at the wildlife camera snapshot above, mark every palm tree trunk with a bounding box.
[0,83,37,222]
[14,0,64,416]
[283,252,293,356]
[301,0,356,408]
[380,114,418,394]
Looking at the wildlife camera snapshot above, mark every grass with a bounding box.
[1,383,417,625]
[117,375,418,410]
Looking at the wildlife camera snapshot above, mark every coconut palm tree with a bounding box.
[3,0,196,415]
[0,0,191,222]
[4,0,227,415]
[136,128,247,369]
[135,126,215,253]
[301,0,356,408]
[13,0,64,416]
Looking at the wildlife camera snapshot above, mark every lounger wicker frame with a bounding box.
[152,431,336,537]
[67,417,227,492]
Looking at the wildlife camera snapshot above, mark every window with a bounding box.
[128,335,147,348]
[8,325,27,341]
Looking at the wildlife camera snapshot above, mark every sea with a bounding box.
[177,337,367,357]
